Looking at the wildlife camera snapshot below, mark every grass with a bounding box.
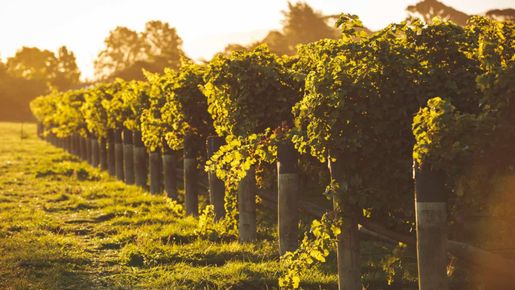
[0,122,338,289]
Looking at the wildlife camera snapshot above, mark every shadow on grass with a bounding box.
[0,232,109,290]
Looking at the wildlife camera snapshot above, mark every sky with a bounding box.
[1,0,514,80]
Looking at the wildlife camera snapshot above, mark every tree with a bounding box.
[1,46,81,121]
[248,2,339,56]
[223,43,248,55]
[94,21,186,81]
[0,59,47,121]
[142,20,184,70]
[256,31,289,55]
[6,47,57,82]
[486,9,515,21]
[407,0,470,26]
[281,2,338,52]
[53,46,81,90]
[94,26,144,80]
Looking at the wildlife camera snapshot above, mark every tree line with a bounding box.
[2,0,510,121]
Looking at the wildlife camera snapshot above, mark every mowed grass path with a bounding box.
[0,123,336,289]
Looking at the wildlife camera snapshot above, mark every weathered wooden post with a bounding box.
[89,135,94,164]
[133,131,148,189]
[162,147,178,200]
[184,134,198,216]
[48,132,53,145]
[414,161,448,290]
[70,136,75,153]
[77,134,83,157]
[114,129,124,181]
[123,128,135,184]
[37,122,43,139]
[53,134,57,146]
[277,140,299,254]
[99,137,108,171]
[68,134,73,153]
[206,136,225,220]
[79,134,87,160]
[62,136,67,151]
[62,136,66,151]
[238,166,257,243]
[107,129,116,176]
[149,149,163,194]
[72,133,79,156]
[91,135,99,167]
[76,134,82,156]
[64,136,71,152]
[328,159,361,290]
[84,133,92,164]
[68,133,78,155]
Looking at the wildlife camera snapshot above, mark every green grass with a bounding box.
[0,122,338,289]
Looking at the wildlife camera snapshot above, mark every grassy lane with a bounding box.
[0,123,337,289]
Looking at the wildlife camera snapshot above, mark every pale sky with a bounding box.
[1,0,513,80]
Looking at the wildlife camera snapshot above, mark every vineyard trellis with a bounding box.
[31,15,515,290]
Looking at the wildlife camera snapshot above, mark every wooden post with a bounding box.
[64,137,68,150]
[50,132,56,146]
[75,134,80,156]
[70,136,75,153]
[62,136,67,151]
[206,136,225,220]
[414,161,448,290]
[163,147,178,200]
[65,136,71,152]
[238,166,257,243]
[107,129,116,176]
[91,135,99,167]
[114,129,124,181]
[133,131,148,189]
[328,159,361,290]
[99,137,108,171]
[79,135,87,160]
[149,149,163,194]
[89,135,95,165]
[184,134,198,216]
[69,136,75,153]
[72,133,79,156]
[37,122,43,139]
[69,134,74,154]
[277,140,299,254]
[123,128,135,184]
[86,133,93,164]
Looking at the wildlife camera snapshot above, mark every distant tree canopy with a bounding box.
[407,0,471,26]
[94,20,186,81]
[224,2,340,56]
[53,46,82,90]
[281,2,339,50]
[406,0,515,26]
[486,8,515,21]
[0,46,81,121]
[6,46,80,90]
